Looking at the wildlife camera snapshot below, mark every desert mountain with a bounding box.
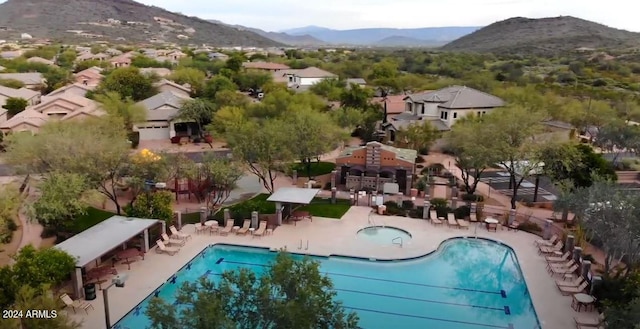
[0,0,281,46]
[280,26,480,46]
[208,20,326,46]
[442,16,640,55]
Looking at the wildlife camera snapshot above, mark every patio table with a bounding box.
[572,293,596,312]
[116,248,144,270]
[484,217,499,231]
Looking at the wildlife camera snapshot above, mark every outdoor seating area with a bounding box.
[195,219,274,239]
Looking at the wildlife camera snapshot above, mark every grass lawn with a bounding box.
[291,161,336,177]
[70,207,116,234]
[298,198,351,219]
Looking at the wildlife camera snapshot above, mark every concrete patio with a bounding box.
[68,206,596,329]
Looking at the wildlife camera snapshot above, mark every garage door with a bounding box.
[137,125,170,141]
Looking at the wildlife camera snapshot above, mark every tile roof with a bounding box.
[46,83,95,97]
[140,67,172,77]
[293,67,337,78]
[346,78,367,85]
[373,95,407,114]
[0,108,48,129]
[0,85,40,100]
[137,91,191,121]
[154,79,191,93]
[242,61,290,70]
[337,141,417,163]
[26,56,56,65]
[405,85,505,109]
[0,73,44,85]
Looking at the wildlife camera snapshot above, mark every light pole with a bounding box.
[488,178,492,198]
[104,274,129,329]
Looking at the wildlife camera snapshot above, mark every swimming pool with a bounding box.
[357,226,412,245]
[113,238,541,329]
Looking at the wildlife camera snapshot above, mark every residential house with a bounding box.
[373,95,408,118]
[281,67,337,88]
[140,67,172,77]
[346,78,367,86]
[208,52,229,61]
[0,50,22,59]
[0,94,102,133]
[335,141,417,195]
[153,79,191,97]
[0,73,45,90]
[75,52,95,62]
[110,53,133,68]
[381,86,505,142]
[105,48,123,56]
[74,67,104,86]
[44,83,95,100]
[134,91,192,140]
[166,51,187,61]
[243,61,290,72]
[26,56,57,66]
[92,53,110,61]
[0,85,41,108]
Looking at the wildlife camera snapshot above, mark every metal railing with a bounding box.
[298,239,309,250]
[368,210,376,226]
[392,237,403,248]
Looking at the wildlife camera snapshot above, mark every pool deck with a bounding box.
[70,206,596,329]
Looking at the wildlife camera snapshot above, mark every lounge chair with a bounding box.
[170,225,191,241]
[558,281,589,296]
[447,213,459,228]
[534,234,558,247]
[457,219,470,229]
[538,241,563,254]
[220,221,234,236]
[253,221,267,237]
[162,233,185,246]
[547,260,576,272]
[574,313,604,328]
[550,264,578,276]
[556,276,585,288]
[60,293,94,314]
[194,223,206,234]
[155,240,180,255]
[469,213,478,222]
[429,210,443,225]
[546,251,570,263]
[236,220,251,235]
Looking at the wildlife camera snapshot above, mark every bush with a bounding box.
[402,200,414,209]
[128,131,140,148]
[383,201,404,216]
[290,161,336,177]
[418,147,429,155]
[415,156,425,163]
[461,194,484,202]
[430,198,450,217]
[517,221,542,233]
[453,206,470,219]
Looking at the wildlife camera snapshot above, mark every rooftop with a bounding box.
[242,61,290,70]
[406,85,505,109]
[267,187,321,204]
[338,141,418,162]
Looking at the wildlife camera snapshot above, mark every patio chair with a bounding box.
[194,223,206,234]
[538,241,563,254]
[447,213,459,228]
[457,219,470,229]
[556,276,585,288]
[155,240,179,255]
[253,221,267,237]
[170,226,191,241]
[60,293,94,314]
[534,234,558,247]
[220,221,234,236]
[507,221,520,231]
[237,220,251,235]
[469,213,478,223]
[558,281,588,296]
[550,264,578,277]
[162,233,185,246]
[547,260,576,273]
[574,313,605,328]
[546,251,570,263]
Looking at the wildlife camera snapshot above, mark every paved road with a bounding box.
[0,150,233,177]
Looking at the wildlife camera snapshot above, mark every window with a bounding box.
[482,111,486,115]
[443,112,448,120]
[453,112,457,119]
[421,104,425,115]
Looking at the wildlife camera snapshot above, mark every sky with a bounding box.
[131,0,640,32]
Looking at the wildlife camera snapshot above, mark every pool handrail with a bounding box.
[392,236,403,248]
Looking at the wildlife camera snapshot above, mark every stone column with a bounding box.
[470,202,477,215]
[251,211,258,228]
[508,209,516,225]
[451,196,458,209]
[142,229,150,252]
[451,186,458,198]
[72,268,83,298]
[331,187,337,204]
[375,174,380,192]
[543,220,553,240]
[423,200,430,219]
[580,260,591,279]
[590,276,602,295]
[349,189,355,205]
[573,247,583,263]
[223,209,231,226]
[405,174,412,195]
[565,235,575,253]
[174,211,182,230]
[331,170,337,189]
[199,206,207,225]
[360,173,365,189]
[396,192,403,207]
[161,220,167,235]
[292,170,297,184]
[276,202,283,225]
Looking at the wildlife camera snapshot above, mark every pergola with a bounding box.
[267,187,320,225]
[55,215,162,298]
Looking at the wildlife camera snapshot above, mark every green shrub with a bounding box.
[418,147,429,155]
[415,156,425,163]
[290,161,336,177]
[430,198,449,217]
[461,194,484,202]
[383,201,404,216]
[128,131,140,148]
[518,221,542,233]
[402,200,414,209]
[453,206,470,219]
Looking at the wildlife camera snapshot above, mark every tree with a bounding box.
[3,285,80,329]
[396,121,440,154]
[97,67,156,101]
[446,116,498,195]
[0,79,24,89]
[234,69,273,91]
[176,99,215,146]
[0,184,20,243]
[593,120,640,164]
[605,294,640,329]
[208,106,247,137]
[95,91,146,131]
[203,75,238,100]
[190,156,243,216]
[211,89,251,110]
[484,106,546,209]
[224,53,245,72]
[5,118,132,214]
[11,245,76,294]
[29,172,91,233]
[146,251,359,329]
[539,143,616,189]
[284,108,345,178]
[126,190,174,222]
[56,49,77,69]
[2,97,28,116]
[561,180,640,275]
[168,68,206,96]
[309,78,346,101]
[43,67,73,93]
[226,119,293,193]
[339,84,374,109]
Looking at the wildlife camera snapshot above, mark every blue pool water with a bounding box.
[357,226,412,245]
[114,238,541,329]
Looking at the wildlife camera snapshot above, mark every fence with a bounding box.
[480,204,566,238]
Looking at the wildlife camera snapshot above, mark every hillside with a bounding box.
[281,26,479,46]
[442,16,640,55]
[208,20,326,46]
[0,0,281,46]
